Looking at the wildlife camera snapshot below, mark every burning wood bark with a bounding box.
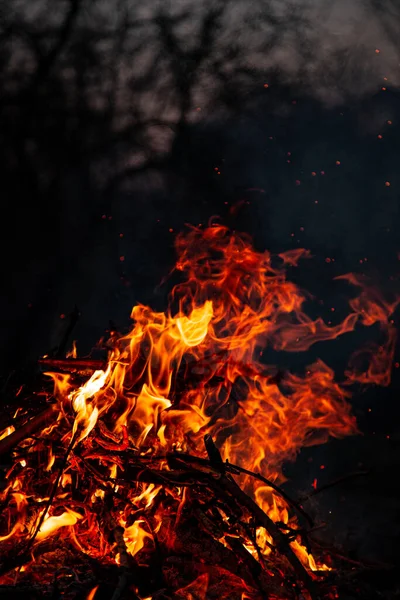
[0,225,398,599]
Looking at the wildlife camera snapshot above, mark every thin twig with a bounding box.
[298,471,369,502]
[166,451,313,526]
[26,431,78,550]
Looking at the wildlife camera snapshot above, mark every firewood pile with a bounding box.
[0,225,398,599]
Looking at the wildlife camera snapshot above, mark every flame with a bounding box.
[66,340,78,359]
[120,519,151,557]
[86,586,99,600]
[133,483,162,508]
[0,224,398,596]
[291,539,332,572]
[35,508,83,542]
[45,447,55,471]
[173,300,213,346]
[70,367,109,442]
[0,425,15,441]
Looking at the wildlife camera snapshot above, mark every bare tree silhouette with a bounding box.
[0,0,399,371]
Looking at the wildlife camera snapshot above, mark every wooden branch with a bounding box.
[298,470,369,502]
[203,435,319,600]
[38,358,106,372]
[167,451,313,527]
[28,0,81,93]
[0,539,56,578]
[0,404,58,457]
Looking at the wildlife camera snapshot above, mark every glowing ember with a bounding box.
[0,225,398,599]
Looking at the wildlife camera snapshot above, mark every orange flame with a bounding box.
[86,586,99,600]
[66,340,78,359]
[0,224,398,594]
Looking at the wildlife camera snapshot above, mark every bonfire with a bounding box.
[0,225,397,599]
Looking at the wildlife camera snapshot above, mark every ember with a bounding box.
[0,225,398,599]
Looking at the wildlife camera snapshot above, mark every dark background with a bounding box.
[1,0,400,580]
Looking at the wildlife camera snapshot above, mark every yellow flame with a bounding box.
[45,449,55,471]
[133,484,162,508]
[0,425,15,441]
[173,301,213,346]
[35,508,83,542]
[121,519,151,557]
[70,367,110,442]
[291,539,332,572]
[66,340,78,359]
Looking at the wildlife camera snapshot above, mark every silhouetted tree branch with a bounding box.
[28,0,81,95]
[0,0,399,372]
